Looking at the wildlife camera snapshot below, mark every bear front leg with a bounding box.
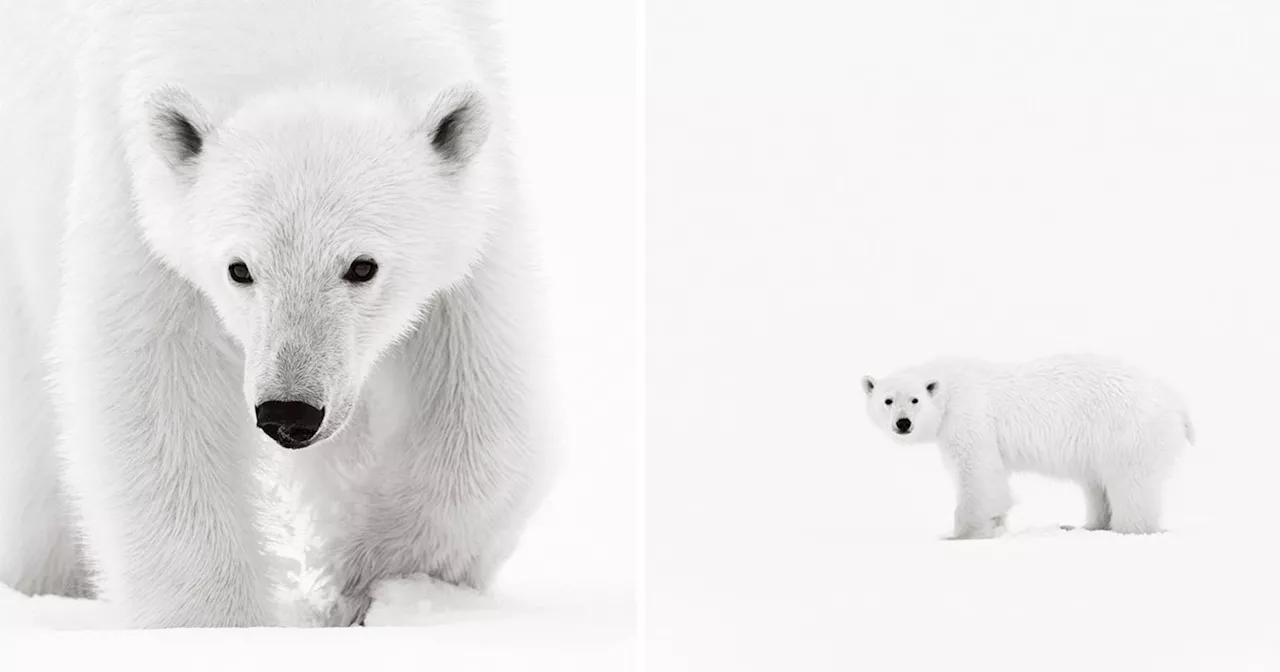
[952,501,1000,540]
[947,444,1010,540]
[320,227,553,626]
[54,221,272,627]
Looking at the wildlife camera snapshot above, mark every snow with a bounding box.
[2,582,632,671]
[647,479,1280,670]
[1,567,635,670]
[0,0,637,669]
[650,539,1280,670]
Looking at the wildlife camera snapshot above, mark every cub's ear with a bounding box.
[146,86,213,176]
[925,380,940,396]
[861,376,876,396]
[421,82,492,171]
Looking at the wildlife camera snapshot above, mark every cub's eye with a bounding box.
[884,399,893,406]
[912,398,919,404]
[228,262,253,285]
[344,259,378,283]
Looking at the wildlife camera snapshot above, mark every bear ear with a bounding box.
[925,380,940,396]
[420,83,492,171]
[146,87,213,176]
[861,376,876,396]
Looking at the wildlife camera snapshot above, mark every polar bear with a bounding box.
[861,354,1194,539]
[0,0,553,627]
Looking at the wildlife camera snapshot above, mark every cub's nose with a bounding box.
[255,401,325,449]
[894,417,913,434]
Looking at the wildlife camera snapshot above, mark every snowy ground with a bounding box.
[647,458,1280,670]
[2,580,632,671]
[649,527,1280,670]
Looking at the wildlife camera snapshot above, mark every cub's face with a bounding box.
[136,84,495,449]
[861,374,943,444]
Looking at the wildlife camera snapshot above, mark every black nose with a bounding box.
[255,401,325,449]
[895,418,912,433]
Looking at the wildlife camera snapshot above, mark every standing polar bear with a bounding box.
[0,0,553,627]
[862,355,1193,539]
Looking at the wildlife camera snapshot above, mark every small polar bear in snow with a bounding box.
[861,354,1194,539]
[0,0,553,628]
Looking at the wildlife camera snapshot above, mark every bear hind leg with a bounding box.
[1106,478,1163,535]
[1082,483,1111,531]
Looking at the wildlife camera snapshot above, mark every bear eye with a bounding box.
[884,399,893,406]
[912,398,919,404]
[228,261,253,285]
[344,259,378,283]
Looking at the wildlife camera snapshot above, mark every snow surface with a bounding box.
[647,479,1280,670]
[0,0,638,669]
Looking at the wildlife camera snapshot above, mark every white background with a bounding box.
[496,0,638,617]
[646,1,1280,669]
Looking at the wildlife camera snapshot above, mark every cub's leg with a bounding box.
[948,441,1010,540]
[1106,478,1163,535]
[1101,425,1181,535]
[1083,483,1111,531]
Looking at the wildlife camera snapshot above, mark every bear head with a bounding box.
[133,82,497,449]
[861,373,943,444]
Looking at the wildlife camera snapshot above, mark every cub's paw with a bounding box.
[324,592,373,627]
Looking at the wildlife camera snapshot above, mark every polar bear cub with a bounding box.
[862,354,1194,539]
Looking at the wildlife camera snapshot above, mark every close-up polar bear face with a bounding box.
[133,83,496,449]
[861,374,943,444]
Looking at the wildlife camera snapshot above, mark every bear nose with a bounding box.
[255,401,325,449]
[895,418,912,433]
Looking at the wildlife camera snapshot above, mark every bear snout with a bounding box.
[255,400,325,449]
[894,417,912,434]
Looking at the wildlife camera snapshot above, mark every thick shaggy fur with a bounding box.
[862,355,1193,539]
[0,0,553,627]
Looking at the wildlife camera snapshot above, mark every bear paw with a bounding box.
[324,592,373,627]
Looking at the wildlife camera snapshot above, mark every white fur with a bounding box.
[0,0,554,627]
[862,355,1194,539]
